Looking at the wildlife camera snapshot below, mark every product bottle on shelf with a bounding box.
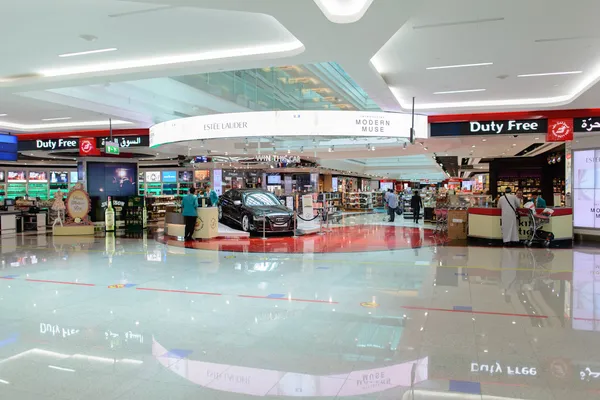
[105,196,115,232]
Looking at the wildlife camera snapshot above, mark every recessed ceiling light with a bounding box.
[433,89,486,95]
[0,114,6,117]
[41,117,72,121]
[58,48,118,58]
[482,138,487,142]
[512,143,517,146]
[471,145,476,148]
[517,71,582,78]
[426,62,493,70]
[535,137,539,140]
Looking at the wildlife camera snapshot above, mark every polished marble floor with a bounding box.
[0,227,596,399]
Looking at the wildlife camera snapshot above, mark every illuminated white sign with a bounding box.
[153,337,428,397]
[150,110,428,147]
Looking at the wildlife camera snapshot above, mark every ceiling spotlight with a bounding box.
[273,147,276,153]
[200,140,205,147]
[512,143,517,147]
[245,138,249,146]
[371,146,375,151]
[328,146,334,152]
[482,139,487,142]
[472,145,476,148]
[271,136,276,145]
[403,142,407,149]
[423,147,428,151]
[300,146,304,153]
[224,152,228,156]
[287,149,291,154]
[243,148,248,154]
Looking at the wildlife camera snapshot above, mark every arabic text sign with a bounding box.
[575,117,600,133]
[96,136,148,148]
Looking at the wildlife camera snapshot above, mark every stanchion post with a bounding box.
[318,210,324,235]
[293,210,298,238]
[261,216,267,240]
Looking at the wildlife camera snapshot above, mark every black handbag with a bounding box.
[395,207,403,216]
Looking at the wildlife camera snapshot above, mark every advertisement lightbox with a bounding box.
[50,171,69,184]
[573,149,600,228]
[7,171,26,182]
[162,171,177,183]
[145,171,161,183]
[28,171,48,182]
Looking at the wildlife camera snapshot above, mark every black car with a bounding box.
[218,189,294,233]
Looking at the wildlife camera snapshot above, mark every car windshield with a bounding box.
[243,192,281,207]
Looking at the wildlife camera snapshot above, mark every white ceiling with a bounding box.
[0,0,590,178]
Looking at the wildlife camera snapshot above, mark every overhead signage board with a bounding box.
[18,138,79,151]
[150,110,428,147]
[575,117,600,133]
[430,119,547,137]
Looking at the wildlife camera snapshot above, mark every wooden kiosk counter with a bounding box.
[467,207,573,246]
[165,207,219,239]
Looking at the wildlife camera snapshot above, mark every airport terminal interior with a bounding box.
[1,1,600,399]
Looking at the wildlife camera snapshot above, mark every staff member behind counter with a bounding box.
[182,187,198,241]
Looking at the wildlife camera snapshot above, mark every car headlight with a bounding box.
[254,215,266,221]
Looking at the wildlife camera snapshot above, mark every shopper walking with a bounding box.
[387,190,398,222]
[411,191,423,224]
[182,187,198,241]
[498,187,520,245]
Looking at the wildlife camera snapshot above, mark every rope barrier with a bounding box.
[296,211,322,222]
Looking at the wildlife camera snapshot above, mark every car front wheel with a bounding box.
[241,214,250,232]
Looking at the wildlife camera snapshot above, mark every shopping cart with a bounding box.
[520,202,555,247]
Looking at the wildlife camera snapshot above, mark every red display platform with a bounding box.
[160,225,447,253]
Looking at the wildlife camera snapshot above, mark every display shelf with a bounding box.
[162,184,177,196]
[125,196,146,233]
[7,183,27,199]
[145,183,162,197]
[373,192,384,208]
[178,183,193,196]
[343,192,373,211]
[497,177,541,198]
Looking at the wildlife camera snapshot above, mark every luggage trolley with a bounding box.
[520,202,555,247]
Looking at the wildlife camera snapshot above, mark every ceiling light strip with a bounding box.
[0,119,132,131]
[58,48,117,58]
[433,89,486,95]
[517,71,582,77]
[41,117,72,121]
[426,62,493,70]
[41,41,304,77]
